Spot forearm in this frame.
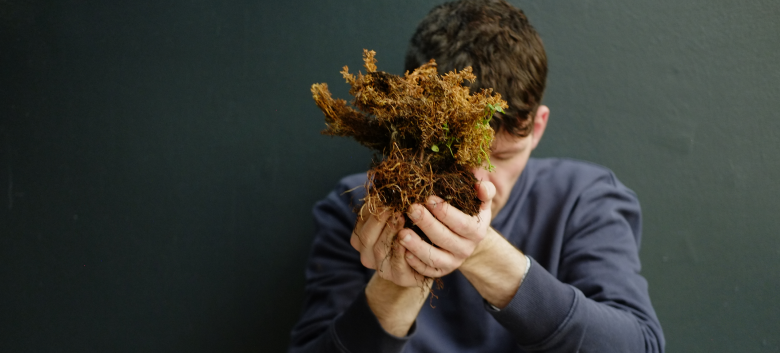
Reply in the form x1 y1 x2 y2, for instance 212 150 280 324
289 273 429 353
484 257 663 352
290 283 425 353
365 272 431 337
459 227 528 308
458 230 661 352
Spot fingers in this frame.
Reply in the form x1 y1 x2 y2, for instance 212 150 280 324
399 182 497 277
352 207 401 269
386 237 421 287
408 203 473 257
415 181 496 243
405 251 446 278
351 205 430 287
361 207 393 240
371 230 427 287
399 229 457 274
358 181 497 281
352 207 387 253
371 220 402 271
418 196 486 242
476 180 496 211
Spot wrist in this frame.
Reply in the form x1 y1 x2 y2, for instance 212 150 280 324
366 273 431 298
461 227 500 274
458 228 527 309
365 273 430 337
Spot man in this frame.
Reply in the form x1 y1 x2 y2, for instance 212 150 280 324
290 0 665 352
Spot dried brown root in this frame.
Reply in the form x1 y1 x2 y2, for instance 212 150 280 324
312 48 505 236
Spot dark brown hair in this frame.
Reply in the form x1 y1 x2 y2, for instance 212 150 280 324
404 0 547 137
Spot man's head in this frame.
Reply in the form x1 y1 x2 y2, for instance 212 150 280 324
404 0 547 138
405 0 550 217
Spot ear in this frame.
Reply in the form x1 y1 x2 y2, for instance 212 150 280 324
530 105 549 150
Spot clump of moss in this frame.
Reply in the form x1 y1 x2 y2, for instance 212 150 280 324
312 49 506 224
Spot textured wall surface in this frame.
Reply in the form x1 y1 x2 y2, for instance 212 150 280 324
1 0 778 352
525 2 780 352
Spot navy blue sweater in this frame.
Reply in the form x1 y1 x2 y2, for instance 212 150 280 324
290 158 665 352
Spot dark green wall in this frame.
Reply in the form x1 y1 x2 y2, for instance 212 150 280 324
527 2 780 352
1 1 778 352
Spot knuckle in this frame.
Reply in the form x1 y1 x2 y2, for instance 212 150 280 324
391 213 404 230
417 264 430 277
470 222 481 236
440 237 459 254
388 224 401 238
440 258 455 272
434 205 449 223
350 233 361 248
451 217 468 233
429 254 441 268
372 247 383 261
415 213 431 229
453 246 469 260
360 254 374 269
419 267 431 278
407 261 420 274
465 224 481 240
437 237 452 251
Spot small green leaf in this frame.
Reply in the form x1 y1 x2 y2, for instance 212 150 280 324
495 106 504 113
431 145 439 152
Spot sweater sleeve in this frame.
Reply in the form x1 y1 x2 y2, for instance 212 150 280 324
288 176 415 353
486 173 665 352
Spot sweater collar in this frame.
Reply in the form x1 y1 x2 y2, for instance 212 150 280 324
491 158 536 232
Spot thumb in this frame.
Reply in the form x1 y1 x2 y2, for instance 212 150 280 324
476 180 496 209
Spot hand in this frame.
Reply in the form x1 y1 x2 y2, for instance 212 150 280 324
400 181 497 277
350 206 428 287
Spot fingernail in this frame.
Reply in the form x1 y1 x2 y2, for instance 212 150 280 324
408 208 421 221
400 234 411 244
406 253 415 260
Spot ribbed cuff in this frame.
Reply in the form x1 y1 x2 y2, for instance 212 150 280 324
332 289 414 353
485 256 577 346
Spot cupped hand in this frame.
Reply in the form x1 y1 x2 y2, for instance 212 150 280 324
350 205 428 287
399 181 497 277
